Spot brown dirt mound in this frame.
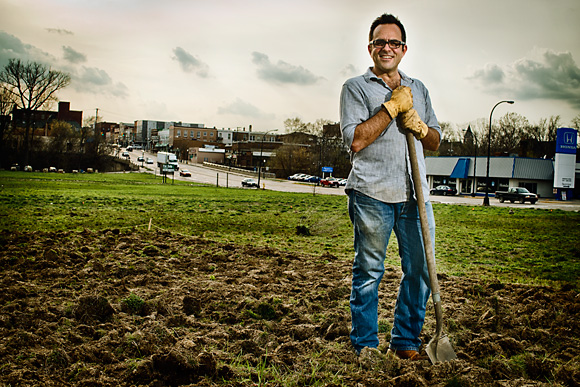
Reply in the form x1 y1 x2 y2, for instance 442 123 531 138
0 229 578 386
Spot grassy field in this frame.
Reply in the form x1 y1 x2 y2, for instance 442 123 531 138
1 170 579 287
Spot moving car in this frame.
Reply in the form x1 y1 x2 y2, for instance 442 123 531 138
495 187 538 204
146 158 154 164
137 156 145 162
430 185 457 196
241 178 259 188
179 169 191 177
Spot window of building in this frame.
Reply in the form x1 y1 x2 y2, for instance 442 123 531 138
190 130 194 138
197 131 201 138
210 132 214 137
203 132 207 137
176 130 181 137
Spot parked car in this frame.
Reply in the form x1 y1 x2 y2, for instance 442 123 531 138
146 158 154 164
304 175 320 183
288 173 303 180
338 178 348 186
430 185 457 196
24 165 33 172
241 178 259 188
122 151 130 158
293 174 309 181
179 169 191 177
137 156 145 162
320 177 340 187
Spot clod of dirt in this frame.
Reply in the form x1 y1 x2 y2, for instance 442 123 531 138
295 225 311 236
142 245 159 256
182 295 202 316
73 295 115 323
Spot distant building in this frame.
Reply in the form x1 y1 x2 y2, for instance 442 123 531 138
11 101 83 136
426 156 558 198
189 145 226 164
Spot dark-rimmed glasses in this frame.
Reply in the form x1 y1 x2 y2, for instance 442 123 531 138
369 39 405 49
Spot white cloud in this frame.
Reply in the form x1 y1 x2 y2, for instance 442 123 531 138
62 46 86 64
469 49 580 109
172 47 210 78
217 98 275 120
0 31 55 68
251 52 324 85
72 66 129 98
46 28 73 35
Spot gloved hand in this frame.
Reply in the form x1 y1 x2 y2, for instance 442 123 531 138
383 86 413 119
398 108 429 139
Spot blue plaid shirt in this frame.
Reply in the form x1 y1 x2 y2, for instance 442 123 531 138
340 68 441 203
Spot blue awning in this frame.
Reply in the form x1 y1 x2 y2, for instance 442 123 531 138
450 158 471 179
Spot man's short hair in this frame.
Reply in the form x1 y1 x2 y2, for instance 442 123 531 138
369 14 406 43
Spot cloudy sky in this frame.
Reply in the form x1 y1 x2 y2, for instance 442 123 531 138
1 0 579 133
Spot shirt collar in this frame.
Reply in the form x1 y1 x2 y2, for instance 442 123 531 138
364 67 411 87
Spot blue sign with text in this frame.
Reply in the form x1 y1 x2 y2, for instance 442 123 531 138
321 167 333 173
556 127 578 155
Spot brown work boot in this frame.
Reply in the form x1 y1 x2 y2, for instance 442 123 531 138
386 348 428 361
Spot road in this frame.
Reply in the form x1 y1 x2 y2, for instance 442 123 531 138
123 149 580 211
126 149 345 196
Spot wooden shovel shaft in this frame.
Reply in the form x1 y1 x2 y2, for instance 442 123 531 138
405 132 443 337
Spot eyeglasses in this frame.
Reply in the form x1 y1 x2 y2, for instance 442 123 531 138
369 39 406 49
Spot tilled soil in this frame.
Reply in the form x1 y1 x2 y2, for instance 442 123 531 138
0 229 578 386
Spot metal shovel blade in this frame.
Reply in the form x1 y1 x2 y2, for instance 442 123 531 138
426 334 457 364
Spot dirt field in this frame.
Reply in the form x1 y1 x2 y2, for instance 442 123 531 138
0 229 578 386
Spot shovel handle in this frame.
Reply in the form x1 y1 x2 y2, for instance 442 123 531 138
405 132 443 337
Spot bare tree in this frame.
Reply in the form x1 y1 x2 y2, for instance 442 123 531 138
0 59 71 163
48 120 76 154
495 112 530 155
0 86 16 154
284 117 308 133
571 114 580 131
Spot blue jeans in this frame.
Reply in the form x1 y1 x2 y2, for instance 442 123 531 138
347 190 434 353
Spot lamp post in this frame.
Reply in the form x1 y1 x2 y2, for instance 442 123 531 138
463 126 477 197
483 100 514 206
257 129 278 188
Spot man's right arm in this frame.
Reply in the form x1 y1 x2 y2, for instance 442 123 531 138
344 86 414 153
350 108 393 153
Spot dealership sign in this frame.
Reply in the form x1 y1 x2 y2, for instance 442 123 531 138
554 127 577 189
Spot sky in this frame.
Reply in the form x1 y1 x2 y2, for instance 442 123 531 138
1 0 579 134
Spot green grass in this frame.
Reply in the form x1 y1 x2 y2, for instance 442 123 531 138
1 171 579 286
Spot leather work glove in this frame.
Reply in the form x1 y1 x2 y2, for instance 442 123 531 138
398 108 429 140
383 86 413 120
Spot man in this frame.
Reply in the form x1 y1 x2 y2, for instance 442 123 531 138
340 13 441 360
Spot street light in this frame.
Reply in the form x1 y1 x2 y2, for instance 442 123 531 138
257 129 278 188
483 100 514 206
463 126 478 197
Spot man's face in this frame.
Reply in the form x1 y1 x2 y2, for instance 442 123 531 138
368 23 407 76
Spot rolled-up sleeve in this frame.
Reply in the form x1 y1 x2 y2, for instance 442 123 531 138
340 80 369 150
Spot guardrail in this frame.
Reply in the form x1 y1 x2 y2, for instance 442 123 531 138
201 162 276 179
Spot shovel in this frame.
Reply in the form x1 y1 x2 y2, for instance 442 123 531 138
405 131 457 363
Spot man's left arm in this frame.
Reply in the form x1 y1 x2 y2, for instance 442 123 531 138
421 127 440 151
397 109 440 151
